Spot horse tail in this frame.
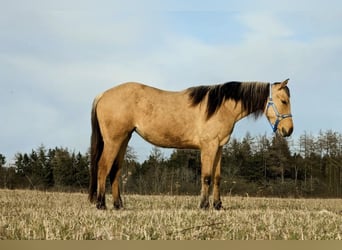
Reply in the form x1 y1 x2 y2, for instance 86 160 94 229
89 93 104 203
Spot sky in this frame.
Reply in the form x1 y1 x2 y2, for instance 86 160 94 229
1 0 342 163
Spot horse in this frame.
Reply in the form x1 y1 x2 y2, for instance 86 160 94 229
89 79 293 210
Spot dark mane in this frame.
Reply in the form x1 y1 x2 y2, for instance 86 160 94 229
188 81 270 119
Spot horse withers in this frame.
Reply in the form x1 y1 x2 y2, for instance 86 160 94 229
89 79 293 210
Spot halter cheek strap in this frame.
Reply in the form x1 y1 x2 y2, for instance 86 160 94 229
266 84 292 133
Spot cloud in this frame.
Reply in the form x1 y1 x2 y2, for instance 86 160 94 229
238 12 294 40
1 3 342 162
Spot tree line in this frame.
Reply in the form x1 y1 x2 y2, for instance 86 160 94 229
0 130 341 197
0 146 89 190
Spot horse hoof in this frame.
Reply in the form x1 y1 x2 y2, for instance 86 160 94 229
113 203 123 210
200 200 210 210
96 202 107 210
213 200 223 210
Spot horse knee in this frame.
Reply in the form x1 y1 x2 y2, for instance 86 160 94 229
202 175 211 186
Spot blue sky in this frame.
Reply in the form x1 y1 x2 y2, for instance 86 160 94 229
1 0 342 162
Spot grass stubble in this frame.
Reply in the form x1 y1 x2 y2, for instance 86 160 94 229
0 189 341 240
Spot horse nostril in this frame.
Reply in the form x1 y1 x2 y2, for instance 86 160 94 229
282 127 293 137
288 127 293 135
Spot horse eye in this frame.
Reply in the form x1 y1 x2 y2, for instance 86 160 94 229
281 100 287 105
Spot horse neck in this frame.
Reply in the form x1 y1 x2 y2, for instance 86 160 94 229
234 102 251 121
228 99 267 122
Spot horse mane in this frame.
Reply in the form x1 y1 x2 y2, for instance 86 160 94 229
188 81 271 120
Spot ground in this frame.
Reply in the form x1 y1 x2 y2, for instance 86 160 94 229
0 189 341 240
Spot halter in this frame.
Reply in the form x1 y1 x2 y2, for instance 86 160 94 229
266 83 292 133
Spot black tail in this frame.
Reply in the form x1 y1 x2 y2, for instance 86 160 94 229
89 95 104 203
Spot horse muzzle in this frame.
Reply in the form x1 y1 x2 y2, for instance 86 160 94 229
280 126 293 137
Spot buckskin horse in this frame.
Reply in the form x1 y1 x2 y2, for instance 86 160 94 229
89 79 293 210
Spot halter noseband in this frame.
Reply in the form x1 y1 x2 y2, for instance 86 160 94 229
266 83 292 133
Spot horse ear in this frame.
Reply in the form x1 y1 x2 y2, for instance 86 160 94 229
279 78 289 88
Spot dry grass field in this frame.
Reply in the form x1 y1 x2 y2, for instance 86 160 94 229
0 189 341 240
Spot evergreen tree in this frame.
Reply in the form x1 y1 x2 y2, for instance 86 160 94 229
52 148 74 187
74 152 89 189
0 154 6 188
167 149 201 194
14 152 33 188
0 154 5 167
268 134 292 183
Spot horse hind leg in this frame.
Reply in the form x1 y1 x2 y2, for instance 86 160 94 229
109 159 123 209
96 140 124 210
109 135 131 210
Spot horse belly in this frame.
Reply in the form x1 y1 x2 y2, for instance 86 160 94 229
135 123 199 149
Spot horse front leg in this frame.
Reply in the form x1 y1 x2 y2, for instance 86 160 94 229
213 146 223 210
199 143 219 209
